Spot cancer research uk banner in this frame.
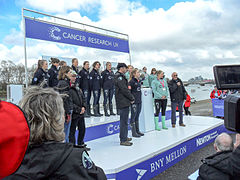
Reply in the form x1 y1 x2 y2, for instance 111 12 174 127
24 18 129 53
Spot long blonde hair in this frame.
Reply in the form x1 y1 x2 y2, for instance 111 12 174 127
130 68 139 81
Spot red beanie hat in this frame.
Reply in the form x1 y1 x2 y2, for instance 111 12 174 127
0 101 30 179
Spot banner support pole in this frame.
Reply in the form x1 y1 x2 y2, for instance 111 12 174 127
22 8 28 88
128 36 132 65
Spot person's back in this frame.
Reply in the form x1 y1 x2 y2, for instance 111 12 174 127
6 142 105 180
197 133 239 180
197 150 232 180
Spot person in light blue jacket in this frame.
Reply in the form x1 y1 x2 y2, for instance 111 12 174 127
141 67 150 87
125 65 133 82
149 68 157 88
151 70 168 131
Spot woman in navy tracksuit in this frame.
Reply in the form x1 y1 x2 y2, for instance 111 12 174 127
129 68 144 137
31 60 50 88
48 57 60 87
101 62 115 117
89 61 102 117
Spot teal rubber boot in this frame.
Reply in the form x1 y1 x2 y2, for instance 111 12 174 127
162 116 168 130
154 117 161 131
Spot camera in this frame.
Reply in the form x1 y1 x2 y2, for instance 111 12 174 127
213 64 240 133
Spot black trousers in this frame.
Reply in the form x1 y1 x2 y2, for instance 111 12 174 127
154 99 167 117
103 88 114 105
119 107 130 143
69 115 85 145
130 103 142 124
184 106 191 115
83 89 91 105
93 89 101 105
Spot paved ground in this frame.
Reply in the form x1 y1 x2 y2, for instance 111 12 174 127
152 99 230 180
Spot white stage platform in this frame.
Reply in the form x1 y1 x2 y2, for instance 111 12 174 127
87 116 227 180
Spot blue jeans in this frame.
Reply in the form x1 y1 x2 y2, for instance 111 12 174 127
93 89 101 105
119 107 130 142
103 89 114 105
83 89 91 105
130 103 142 124
64 120 71 143
171 101 184 125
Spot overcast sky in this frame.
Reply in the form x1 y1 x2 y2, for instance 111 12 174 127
0 0 239 80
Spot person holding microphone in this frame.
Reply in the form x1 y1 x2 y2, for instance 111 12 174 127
151 70 169 131
168 72 186 128
129 68 144 137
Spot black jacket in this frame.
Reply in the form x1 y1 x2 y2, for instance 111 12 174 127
31 68 50 88
4 142 106 180
57 79 73 115
72 65 81 87
114 71 134 109
69 85 87 117
48 65 59 87
89 69 101 91
219 144 240 178
168 78 186 102
79 68 90 90
101 69 115 90
197 150 239 180
129 77 142 104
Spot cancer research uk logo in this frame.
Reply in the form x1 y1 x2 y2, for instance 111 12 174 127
107 123 120 134
136 169 147 180
144 91 148 96
48 26 61 41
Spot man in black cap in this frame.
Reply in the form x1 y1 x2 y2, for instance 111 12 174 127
114 63 135 146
